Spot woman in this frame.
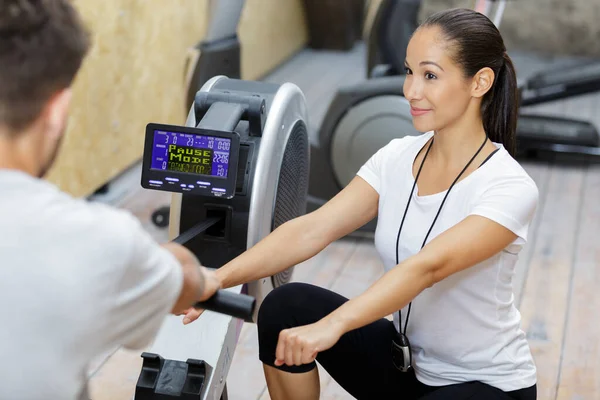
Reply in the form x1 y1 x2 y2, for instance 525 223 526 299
183 8 538 400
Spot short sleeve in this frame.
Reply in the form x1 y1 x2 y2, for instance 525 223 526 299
469 175 539 242
106 213 183 350
356 140 394 194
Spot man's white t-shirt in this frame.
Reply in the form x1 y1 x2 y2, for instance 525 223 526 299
0 170 183 400
356 131 538 391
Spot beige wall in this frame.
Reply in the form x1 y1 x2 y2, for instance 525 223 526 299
239 0 308 80
45 0 308 198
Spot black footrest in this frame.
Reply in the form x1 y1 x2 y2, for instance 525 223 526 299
135 352 212 399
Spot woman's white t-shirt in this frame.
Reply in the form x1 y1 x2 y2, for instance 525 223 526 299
356 131 538 391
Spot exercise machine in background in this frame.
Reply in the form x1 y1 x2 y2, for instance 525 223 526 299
367 0 505 79
366 0 421 79
516 61 600 158
184 0 244 108
307 0 600 235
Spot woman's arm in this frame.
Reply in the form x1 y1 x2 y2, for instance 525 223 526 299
216 176 379 289
323 215 518 333
273 215 522 366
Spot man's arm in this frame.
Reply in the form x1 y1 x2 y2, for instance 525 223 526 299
161 242 221 314
99 208 222 350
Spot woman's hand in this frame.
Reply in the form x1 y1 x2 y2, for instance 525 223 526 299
274 318 346 367
175 307 204 325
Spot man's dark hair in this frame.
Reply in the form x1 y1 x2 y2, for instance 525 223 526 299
0 0 90 134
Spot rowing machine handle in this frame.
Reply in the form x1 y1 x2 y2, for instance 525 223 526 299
194 289 256 322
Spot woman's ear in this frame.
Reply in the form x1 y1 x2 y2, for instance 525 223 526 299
471 67 495 98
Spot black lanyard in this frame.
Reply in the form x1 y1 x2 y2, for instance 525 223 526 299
395 134 489 336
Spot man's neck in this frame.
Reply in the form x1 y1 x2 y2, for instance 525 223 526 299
0 129 40 176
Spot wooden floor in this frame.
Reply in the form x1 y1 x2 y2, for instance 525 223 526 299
88 43 600 399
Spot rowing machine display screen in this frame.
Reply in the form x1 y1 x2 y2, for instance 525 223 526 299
141 123 240 199
151 131 231 177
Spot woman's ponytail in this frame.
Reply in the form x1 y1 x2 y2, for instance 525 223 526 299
482 53 519 157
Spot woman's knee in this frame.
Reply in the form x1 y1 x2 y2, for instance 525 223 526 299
257 282 314 329
256 282 318 368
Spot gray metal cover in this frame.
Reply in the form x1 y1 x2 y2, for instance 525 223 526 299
330 95 418 187
245 81 309 315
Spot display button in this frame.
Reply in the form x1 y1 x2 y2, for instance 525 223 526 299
188 185 194 189
197 180 210 186
213 188 226 192
165 177 179 182
149 180 163 185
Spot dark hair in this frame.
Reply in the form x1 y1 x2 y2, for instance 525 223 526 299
0 0 90 134
420 8 518 156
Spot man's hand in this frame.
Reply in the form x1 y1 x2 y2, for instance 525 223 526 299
174 267 221 324
162 242 222 316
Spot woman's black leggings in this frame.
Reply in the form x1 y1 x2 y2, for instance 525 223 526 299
257 282 537 400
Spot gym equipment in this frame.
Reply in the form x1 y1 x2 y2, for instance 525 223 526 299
135 75 310 399
516 61 600 158
307 76 411 233
152 0 244 228
366 0 421 78
473 0 506 26
366 0 506 78
308 0 600 235
184 0 244 108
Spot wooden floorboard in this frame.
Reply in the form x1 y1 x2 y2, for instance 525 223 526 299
555 164 600 400
514 160 552 307
518 161 587 400
88 44 600 399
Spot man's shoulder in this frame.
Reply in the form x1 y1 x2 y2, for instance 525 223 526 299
43 187 142 239
0 170 145 249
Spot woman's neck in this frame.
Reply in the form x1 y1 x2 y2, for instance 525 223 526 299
429 115 488 169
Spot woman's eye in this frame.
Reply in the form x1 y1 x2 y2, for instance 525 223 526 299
404 67 412 75
425 72 437 80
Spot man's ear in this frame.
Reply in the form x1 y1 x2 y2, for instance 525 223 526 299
470 67 495 99
44 88 72 140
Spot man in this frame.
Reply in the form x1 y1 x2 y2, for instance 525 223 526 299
0 1 220 399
